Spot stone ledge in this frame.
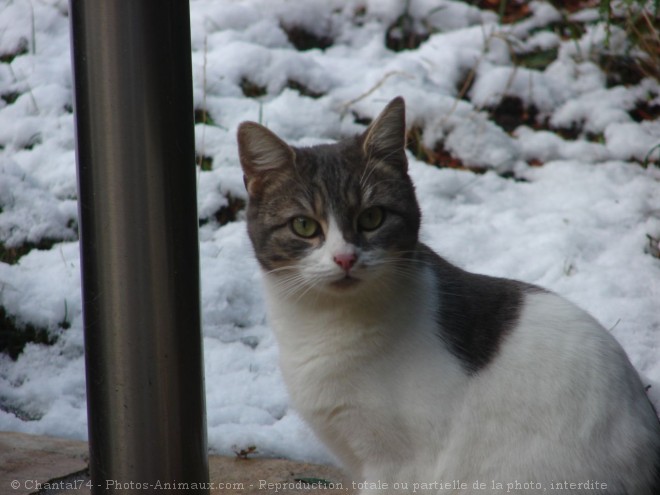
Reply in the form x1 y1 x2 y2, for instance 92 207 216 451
0 431 352 495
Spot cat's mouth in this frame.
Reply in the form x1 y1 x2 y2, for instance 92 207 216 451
329 275 361 290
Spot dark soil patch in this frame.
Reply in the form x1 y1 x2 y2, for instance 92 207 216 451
0 38 28 64
1 91 20 105
599 53 648 87
0 306 57 361
286 80 325 99
487 96 540 133
215 195 246 226
471 0 531 23
385 13 430 52
350 111 373 126
196 154 213 171
283 25 333 51
0 238 62 265
630 100 660 122
241 78 267 98
407 126 484 172
200 194 246 228
194 108 216 126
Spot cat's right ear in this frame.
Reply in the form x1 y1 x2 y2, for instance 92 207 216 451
237 122 295 196
361 96 407 167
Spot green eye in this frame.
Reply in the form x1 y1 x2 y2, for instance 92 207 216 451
291 216 320 238
357 206 385 232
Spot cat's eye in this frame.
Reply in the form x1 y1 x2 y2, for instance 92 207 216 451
357 206 385 232
291 216 320 238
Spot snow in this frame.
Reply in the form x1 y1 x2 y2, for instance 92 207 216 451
1 0 659 464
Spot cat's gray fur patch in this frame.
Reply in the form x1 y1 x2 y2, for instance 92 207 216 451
418 245 542 373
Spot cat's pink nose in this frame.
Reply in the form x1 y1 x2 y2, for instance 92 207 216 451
334 253 357 272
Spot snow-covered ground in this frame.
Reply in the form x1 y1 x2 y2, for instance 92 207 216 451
0 0 659 463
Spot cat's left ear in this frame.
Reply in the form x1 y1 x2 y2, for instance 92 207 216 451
237 122 295 196
362 96 407 169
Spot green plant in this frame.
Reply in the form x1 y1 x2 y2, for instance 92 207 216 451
599 0 660 81
643 142 660 168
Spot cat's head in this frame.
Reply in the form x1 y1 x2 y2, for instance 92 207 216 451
237 97 421 298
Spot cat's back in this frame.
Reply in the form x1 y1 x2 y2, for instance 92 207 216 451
420 243 645 378
423 245 660 492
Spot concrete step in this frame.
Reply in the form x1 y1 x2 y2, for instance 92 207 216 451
1 431 352 495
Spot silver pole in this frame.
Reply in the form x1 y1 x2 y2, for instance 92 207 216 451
69 1 209 492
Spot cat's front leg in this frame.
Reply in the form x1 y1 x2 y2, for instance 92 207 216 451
353 479 398 495
356 465 426 495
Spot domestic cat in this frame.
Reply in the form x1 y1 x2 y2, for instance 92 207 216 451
237 97 660 494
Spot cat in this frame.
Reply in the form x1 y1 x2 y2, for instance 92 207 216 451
237 97 660 494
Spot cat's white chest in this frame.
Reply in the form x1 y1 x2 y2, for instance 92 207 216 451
262 271 465 478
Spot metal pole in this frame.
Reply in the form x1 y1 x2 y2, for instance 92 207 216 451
69 1 209 492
